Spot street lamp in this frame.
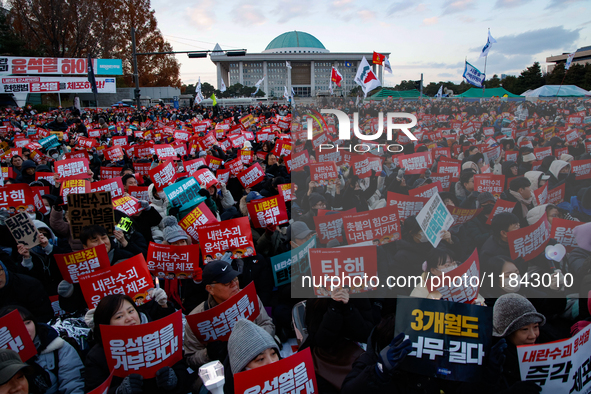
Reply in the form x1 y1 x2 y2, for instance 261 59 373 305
131 28 247 107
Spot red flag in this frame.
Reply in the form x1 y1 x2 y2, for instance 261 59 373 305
372 51 386 65
331 67 343 87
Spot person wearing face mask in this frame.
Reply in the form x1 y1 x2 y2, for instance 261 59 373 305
459 192 496 257
15 220 69 297
84 294 189 394
487 294 546 394
500 177 535 229
548 159 576 200
147 183 169 243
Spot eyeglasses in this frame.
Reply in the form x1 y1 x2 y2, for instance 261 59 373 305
212 277 239 287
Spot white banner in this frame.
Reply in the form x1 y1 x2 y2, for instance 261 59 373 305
0 56 122 75
0 77 116 94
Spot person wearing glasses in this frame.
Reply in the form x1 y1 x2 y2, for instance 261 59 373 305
183 260 275 381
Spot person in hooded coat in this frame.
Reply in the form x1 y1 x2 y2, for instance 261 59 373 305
500 177 535 229
524 171 550 192
548 159 576 200
570 187 591 222
0 305 84 394
148 183 169 243
537 155 556 175
567 222 591 317
501 161 519 178
15 160 37 184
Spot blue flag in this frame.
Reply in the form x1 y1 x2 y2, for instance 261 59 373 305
463 61 485 88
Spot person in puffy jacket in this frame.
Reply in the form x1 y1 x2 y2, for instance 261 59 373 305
0 305 84 394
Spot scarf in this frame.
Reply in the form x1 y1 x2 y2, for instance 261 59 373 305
509 189 534 217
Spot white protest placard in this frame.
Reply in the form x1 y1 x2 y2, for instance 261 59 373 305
416 193 454 248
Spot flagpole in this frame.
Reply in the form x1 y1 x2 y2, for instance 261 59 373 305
555 67 567 97
482 28 489 97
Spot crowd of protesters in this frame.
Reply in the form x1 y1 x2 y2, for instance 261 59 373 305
0 97 589 394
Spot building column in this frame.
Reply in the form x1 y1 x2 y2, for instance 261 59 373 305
287 63 291 97
310 61 315 97
379 64 383 85
263 61 268 97
239 62 244 85
216 63 222 90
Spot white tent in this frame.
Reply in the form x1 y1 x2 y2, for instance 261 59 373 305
521 85 591 97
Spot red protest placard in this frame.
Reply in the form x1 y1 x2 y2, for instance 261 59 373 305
239 149 253 165
508 215 550 262
147 243 200 279
409 181 442 198
447 206 482 228
0 310 37 362
228 133 247 149
309 246 378 296
35 172 55 187
343 205 400 245
77 136 98 150
400 152 431 174
309 162 338 185
173 130 190 142
550 218 584 253
185 282 260 343
351 155 382 179
102 310 182 378
486 199 517 225
55 158 89 180
430 173 452 192
505 151 519 162
474 174 505 198
78 254 154 308
313 210 352 243
436 160 461 182
247 195 288 228
60 179 90 203
88 370 114 394
204 155 222 172
226 157 244 176
90 178 125 200
571 159 591 180
193 168 218 189
112 195 142 216
547 184 565 205
278 183 294 202
272 140 292 157
386 192 429 222
0 184 35 213
216 168 230 185
237 163 265 188
197 216 255 259
234 347 318 394
533 182 549 206
103 146 124 162
291 150 310 171
133 163 151 177
148 160 177 191
183 158 206 174
154 144 177 160
179 202 218 243
100 167 123 180
426 249 480 303
55 244 110 284
534 147 553 161
128 186 149 201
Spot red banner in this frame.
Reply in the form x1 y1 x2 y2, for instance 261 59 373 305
534 147 553 161
548 184 565 205
128 186 149 201
196 217 255 259
90 178 125 199
409 181 442 198
226 157 245 176
386 192 429 222
309 246 378 296
426 249 480 303
436 161 461 182
154 144 177 160
148 160 177 191
100 167 123 180
486 199 517 225
193 168 218 189
185 282 260 343
343 205 400 245
430 173 452 191
182 158 206 175
204 156 222 172
0 310 37 362
400 152 431 174
239 149 253 165
550 218 584 254
278 183 294 202
77 136 98 150
112 195 142 216
272 140 292 157
291 151 310 171
313 209 356 243
0 184 35 213
351 155 382 178
234 347 318 393
247 195 288 228
533 182 548 206
133 163 151 177
508 215 551 262
103 146 124 162
102 310 183 378
147 243 201 279
79 254 154 308
309 162 338 185
55 158 89 180
447 206 482 228
60 179 90 203
179 202 218 243
216 168 230 185
474 174 505 198
571 159 591 180
55 244 110 283
237 163 265 188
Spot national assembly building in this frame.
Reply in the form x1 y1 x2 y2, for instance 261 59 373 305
210 31 388 98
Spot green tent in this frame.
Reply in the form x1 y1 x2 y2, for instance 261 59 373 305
456 87 520 98
369 89 421 99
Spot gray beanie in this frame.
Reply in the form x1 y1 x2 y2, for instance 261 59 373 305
228 319 278 373
492 293 546 337
161 216 188 244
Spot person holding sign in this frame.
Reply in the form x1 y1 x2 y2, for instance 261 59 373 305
14 161 36 185
500 177 535 229
480 213 521 270
0 349 33 394
489 293 546 393
184 261 275 372
84 294 188 394
0 305 84 394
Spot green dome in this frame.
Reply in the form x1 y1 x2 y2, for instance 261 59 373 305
264 31 327 52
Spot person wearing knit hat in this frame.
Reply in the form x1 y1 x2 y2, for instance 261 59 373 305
461 161 479 174
477 191 496 207
492 293 545 342
161 216 189 245
228 319 279 373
